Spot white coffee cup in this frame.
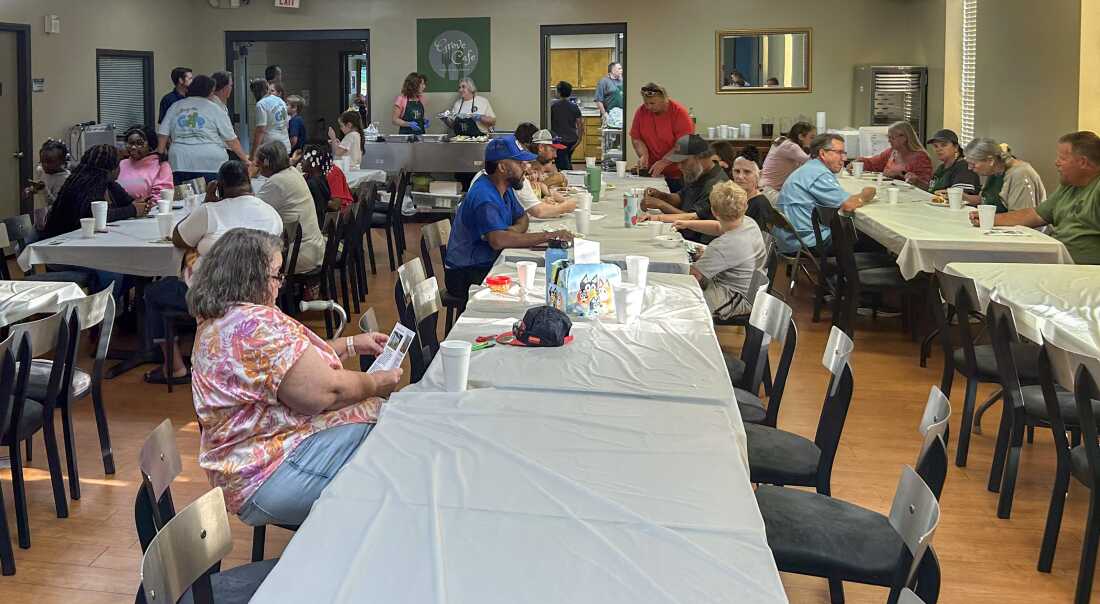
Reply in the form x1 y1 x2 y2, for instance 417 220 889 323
850 161 864 178
625 255 649 290
978 205 997 232
90 200 108 231
578 191 592 211
615 160 627 178
585 157 596 168
887 187 899 204
707 127 717 139
80 217 96 238
739 123 751 138
575 208 591 235
516 261 537 292
947 188 963 210
156 212 175 240
440 340 472 392
876 173 884 184
159 189 174 202
613 283 643 324
157 200 172 215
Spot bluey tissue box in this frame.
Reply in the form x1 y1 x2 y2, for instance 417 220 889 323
546 259 622 318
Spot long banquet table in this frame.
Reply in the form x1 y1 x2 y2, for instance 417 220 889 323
944 262 1100 358
836 175 1073 279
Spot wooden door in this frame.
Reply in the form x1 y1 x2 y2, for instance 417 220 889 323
549 49 579 88
578 48 612 89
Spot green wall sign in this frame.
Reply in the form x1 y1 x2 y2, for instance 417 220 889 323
417 17 491 92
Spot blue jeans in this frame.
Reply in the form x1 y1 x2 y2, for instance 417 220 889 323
143 277 189 342
238 423 373 527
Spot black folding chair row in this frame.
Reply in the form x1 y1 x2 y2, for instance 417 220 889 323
728 287 797 428
286 212 343 338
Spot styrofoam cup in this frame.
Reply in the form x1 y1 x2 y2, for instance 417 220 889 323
80 217 96 238
440 340 472 392
516 261 536 291
575 208 591 235
615 161 627 178
157 200 172 215
851 161 864 178
613 283 643 324
625 255 649 290
156 212 175 240
947 188 963 210
978 205 997 232
578 191 592 211
585 157 596 168
887 187 899 204
159 189 174 202
90 200 108 231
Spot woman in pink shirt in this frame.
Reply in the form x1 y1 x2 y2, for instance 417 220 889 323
856 121 933 184
117 125 173 199
392 72 428 135
760 121 816 203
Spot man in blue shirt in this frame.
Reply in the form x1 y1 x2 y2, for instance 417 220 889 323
445 135 573 309
775 133 875 253
158 67 192 125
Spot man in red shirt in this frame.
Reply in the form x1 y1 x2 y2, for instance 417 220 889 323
629 82 695 192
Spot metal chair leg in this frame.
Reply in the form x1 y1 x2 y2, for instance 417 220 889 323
251 525 267 562
973 389 1003 435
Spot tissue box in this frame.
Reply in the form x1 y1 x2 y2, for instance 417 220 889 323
546 260 622 318
429 181 461 195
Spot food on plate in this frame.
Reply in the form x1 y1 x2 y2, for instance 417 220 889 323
929 194 946 205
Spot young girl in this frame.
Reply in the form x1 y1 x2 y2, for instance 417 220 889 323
328 110 365 168
117 125 173 200
23 139 72 229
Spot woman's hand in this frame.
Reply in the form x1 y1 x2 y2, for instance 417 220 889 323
370 368 403 398
132 196 151 217
353 332 390 356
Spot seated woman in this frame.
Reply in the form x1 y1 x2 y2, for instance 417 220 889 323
188 228 403 526
920 129 981 193
672 180 767 319
255 141 325 273
963 138 1047 212
117 125 173 200
142 160 283 384
760 122 815 204
729 156 782 232
855 121 933 185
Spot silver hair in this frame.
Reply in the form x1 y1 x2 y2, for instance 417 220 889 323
733 155 761 178
964 137 1012 164
458 77 477 95
186 228 284 320
256 141 291 173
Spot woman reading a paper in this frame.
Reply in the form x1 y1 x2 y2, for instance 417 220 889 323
187 228 403 527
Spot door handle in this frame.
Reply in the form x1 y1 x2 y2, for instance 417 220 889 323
12 151 24 159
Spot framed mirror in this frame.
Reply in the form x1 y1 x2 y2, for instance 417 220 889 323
715 28 812 94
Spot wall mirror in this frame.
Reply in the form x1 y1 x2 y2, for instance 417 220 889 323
716 28 812 94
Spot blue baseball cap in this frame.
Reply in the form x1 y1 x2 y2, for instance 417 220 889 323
485 135 537 162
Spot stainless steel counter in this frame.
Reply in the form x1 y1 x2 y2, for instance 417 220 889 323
360 139 502 173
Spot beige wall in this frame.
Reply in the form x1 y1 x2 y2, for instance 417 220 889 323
1079 0 1100 133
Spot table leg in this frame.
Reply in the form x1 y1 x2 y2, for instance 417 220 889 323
105 278 160 379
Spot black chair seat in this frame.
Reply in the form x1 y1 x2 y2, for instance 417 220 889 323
371 213 389 227
177 558 279 604
27 359 91 400
1021 384 1100 425
1 399 45 443
755 485 906 585
735 387 766 424
22 271 92 287
1070 445 1094 489
745 422 820 486
953 342 1040 383
825 252 895 272
723 353 746 385
857 266 907 290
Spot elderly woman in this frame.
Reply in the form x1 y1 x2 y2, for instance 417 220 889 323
760 121 816 203
188 228 402 526
255 141 325 273
963 138 1047 212
730 155 781 231
919 129 981 193
157 74 250 184
629 82 694 191
855 121 933 185
443 77 495 136
143 160 283 385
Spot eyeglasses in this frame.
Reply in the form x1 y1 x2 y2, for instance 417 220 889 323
641 89 663 98
126 139 148 149
822 148 847 157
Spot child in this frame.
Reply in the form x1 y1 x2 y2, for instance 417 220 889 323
327 110 365 168
22 139 72 230
286 94 307 153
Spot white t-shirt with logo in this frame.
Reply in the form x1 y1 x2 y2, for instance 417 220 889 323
255 95 291 153
158 96 238 174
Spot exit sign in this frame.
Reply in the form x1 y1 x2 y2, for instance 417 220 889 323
274 0 299 7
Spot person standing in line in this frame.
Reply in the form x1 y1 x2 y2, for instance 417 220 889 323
595 62 624 121
211 71 233 114
286 95 307 153
159 67 192 125
550 81 584 171
157 75 250 184
249 78 291 159
265 64 283 85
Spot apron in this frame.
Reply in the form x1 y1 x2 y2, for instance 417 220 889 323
980 172 1009 213
605 80 624 111
452 99 482 136
398 97 426 135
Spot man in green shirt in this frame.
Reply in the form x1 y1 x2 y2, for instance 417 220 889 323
974 131 1100 264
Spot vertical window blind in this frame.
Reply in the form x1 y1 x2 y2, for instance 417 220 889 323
97 53 151 129
960 0 978 145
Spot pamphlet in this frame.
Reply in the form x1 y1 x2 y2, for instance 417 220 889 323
367 323 416 373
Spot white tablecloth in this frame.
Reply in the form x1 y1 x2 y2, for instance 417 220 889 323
837 176 1073 279
944 263 1100 357
0 281 86 327
17 213 187 278
251 389 786 604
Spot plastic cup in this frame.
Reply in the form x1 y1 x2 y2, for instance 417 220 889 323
707 127 717 139
615 160 627 178
80 217 96 238
851 161 864 178
577 191 592 211
625 255 649 290
978 205 997 232
887 187 899 204
156 212 175 240
613 283 643 324
585 157 596 168
90 200 108 231
947 188 963 210
516 261 537 292
440 340 472 392
575 208 591 235
159 189 174 202
157 200 172 215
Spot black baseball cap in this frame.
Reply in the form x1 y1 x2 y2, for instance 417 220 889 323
926 129 960 147
664 134 711 162
513 306 572 347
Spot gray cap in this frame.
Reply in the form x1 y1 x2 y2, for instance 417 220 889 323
926 129 960 147
664 134 710 162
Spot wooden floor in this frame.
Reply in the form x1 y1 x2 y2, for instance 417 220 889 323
1 227 1095 603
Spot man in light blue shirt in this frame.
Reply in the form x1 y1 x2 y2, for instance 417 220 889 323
775 133 875 253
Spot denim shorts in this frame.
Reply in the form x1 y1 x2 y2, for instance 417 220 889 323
237 422 373 527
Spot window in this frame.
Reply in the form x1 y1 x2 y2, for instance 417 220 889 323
96 50 154 131
960 0 978 146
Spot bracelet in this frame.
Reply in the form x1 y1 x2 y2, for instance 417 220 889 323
345 336 356 356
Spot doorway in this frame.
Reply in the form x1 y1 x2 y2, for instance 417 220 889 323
225 29 370 153
0 22 32 218
540 24 626 167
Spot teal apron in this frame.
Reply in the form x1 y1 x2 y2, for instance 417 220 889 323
980 172 1009 213
398 97 426 135
452 99 482 136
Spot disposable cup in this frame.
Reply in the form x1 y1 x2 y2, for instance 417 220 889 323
851 161 864 178
90 200 108 231
575 208 591 235
159 189 174 202
613 283 643 324
157 200 172 215
80 217 96 238
585 157 596 168
887 187 899 204
707 127 717 139
625 255 649 290
615 161 627 178
516 261 537 292
156 212 175 240
947 188 963 210
978 205 997 232
440 341 472 392
578 192 592 211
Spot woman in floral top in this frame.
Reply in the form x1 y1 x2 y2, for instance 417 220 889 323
186 228 403 526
